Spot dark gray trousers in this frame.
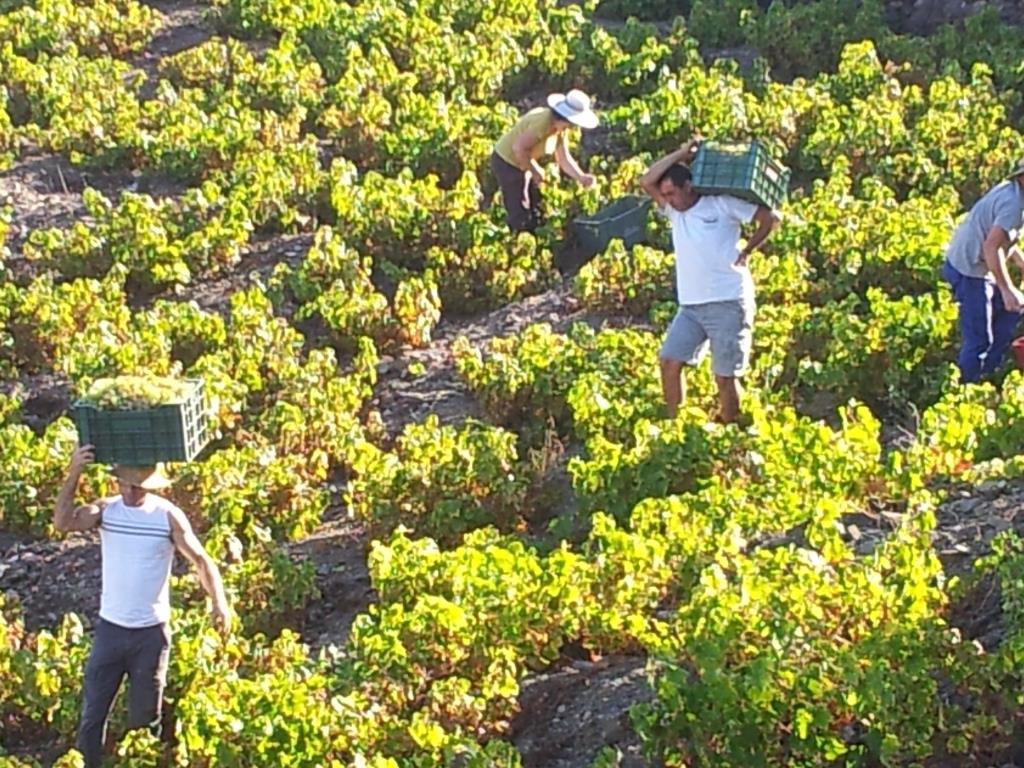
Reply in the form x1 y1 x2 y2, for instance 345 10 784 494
490 151 543 232
76 618 170 768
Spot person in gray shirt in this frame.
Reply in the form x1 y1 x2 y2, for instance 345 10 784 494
941 160 1024 382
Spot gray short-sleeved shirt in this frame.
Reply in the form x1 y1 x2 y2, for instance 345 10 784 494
946 179 1024 278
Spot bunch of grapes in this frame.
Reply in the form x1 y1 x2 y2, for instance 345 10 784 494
80 376 193 410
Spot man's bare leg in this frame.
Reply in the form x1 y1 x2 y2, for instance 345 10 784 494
715 374 742 424
660 358 685 418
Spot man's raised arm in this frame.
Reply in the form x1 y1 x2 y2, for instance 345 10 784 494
640 137 702 206
53 445 105 533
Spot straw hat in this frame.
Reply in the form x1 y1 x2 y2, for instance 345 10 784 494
547 89 599 129
111 464 172 491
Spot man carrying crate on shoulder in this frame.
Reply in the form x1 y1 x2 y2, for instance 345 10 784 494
53 444 231 768
640 138 780 424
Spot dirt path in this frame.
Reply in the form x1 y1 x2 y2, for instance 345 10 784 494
371 281 597 438
134 0 214 100
287 518 374 651
0 532 102 631
511 655 652 768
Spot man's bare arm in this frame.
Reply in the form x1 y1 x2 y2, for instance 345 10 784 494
639 137 702 207
512 131 545 180
983 225 1024 311
554 139 583 181
1008 244 1024 273
53 445 105 533
735 207 782 266
169 508 231 633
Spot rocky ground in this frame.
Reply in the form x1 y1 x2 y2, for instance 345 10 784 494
511 655 651 768
886 0 1024 34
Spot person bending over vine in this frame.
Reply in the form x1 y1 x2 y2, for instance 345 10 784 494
491 89 599 232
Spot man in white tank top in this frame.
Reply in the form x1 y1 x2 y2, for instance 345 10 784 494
53 444 231 768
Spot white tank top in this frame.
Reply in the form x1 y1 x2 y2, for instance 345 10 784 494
99 495 176 628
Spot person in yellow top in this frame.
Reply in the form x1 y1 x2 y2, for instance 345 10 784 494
491 89 599 232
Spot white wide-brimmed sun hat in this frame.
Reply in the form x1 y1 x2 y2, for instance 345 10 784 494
547 89 599 129
1008 158 1024 179
111 463 172 490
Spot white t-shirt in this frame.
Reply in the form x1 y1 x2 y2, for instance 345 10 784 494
662 195 758 305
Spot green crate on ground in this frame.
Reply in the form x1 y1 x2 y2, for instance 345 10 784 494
572 195 653 258
691 141 790 210
73 378 210 465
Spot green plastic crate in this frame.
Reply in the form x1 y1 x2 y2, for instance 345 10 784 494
73 378 210 465
690 141 790 210
572 195 653 258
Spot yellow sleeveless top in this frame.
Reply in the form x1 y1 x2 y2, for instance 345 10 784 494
494 107 566 169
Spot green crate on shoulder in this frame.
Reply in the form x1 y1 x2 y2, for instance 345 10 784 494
691 141 790 210
73 377 210 465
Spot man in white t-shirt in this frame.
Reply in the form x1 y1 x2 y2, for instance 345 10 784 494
641 140 780 423
53 445 231 768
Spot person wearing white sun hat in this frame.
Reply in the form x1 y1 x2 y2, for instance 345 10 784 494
492 88 599 232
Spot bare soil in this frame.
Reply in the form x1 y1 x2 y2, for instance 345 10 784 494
371 283 586 438
287 518 374 651
133 0 214 101
511 655 652 768
0 532 102 632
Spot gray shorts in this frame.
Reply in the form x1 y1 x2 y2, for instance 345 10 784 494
659 300 755 377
